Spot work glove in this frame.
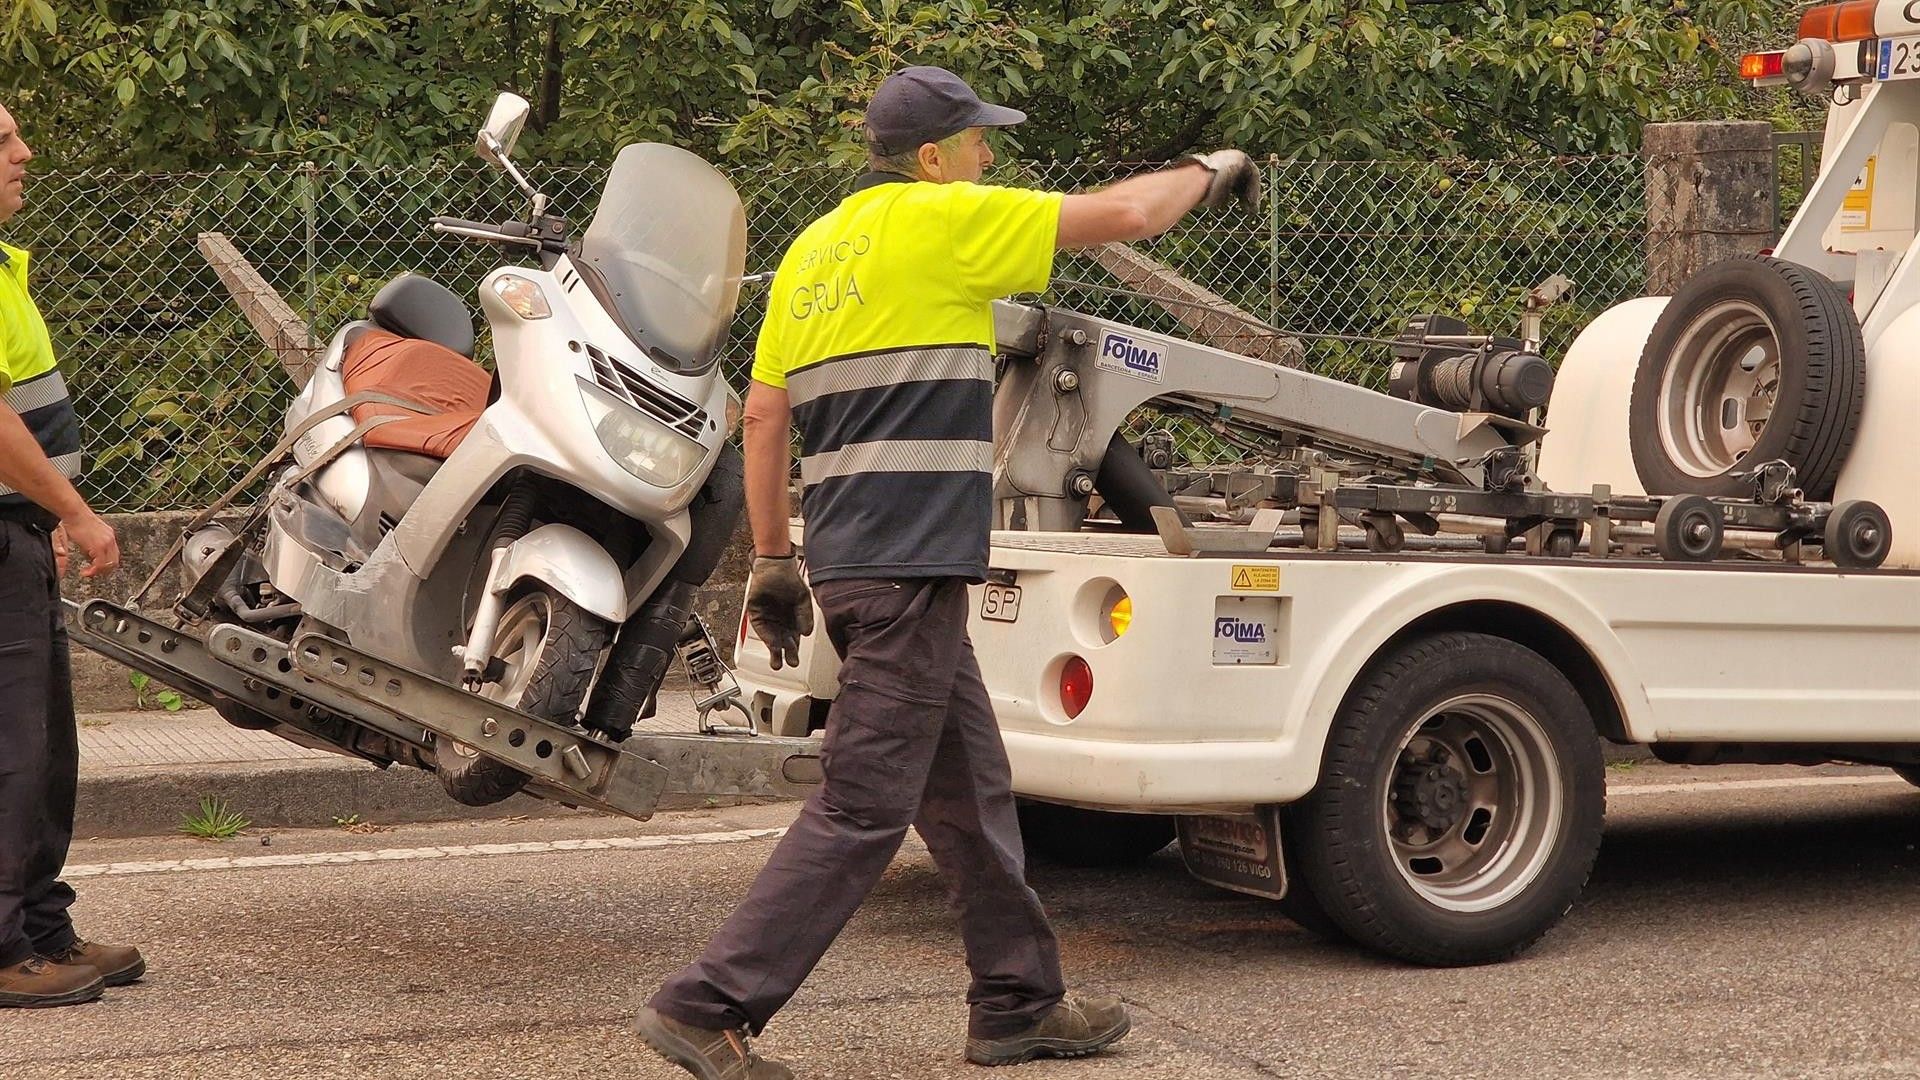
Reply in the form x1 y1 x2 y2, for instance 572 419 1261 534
746 554 814 671
1183 149 1263 213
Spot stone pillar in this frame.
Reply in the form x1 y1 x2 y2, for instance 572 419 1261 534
1642 121 1777 295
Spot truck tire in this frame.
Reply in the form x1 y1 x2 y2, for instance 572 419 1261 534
1017 801 1176 867
1292 631 1606 966
1273 828 1349 942
1629 256 1865 500
436 588 611 806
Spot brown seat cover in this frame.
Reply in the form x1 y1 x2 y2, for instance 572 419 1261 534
340 328 490 459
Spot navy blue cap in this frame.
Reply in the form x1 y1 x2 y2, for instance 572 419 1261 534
864 66 1027 156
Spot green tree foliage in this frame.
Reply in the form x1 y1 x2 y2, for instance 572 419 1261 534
4 0 1774 169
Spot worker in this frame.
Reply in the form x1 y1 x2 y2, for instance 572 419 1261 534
0 100 144 1009
635 66 1259 1078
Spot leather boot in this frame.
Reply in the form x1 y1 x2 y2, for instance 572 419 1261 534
634 1007 795 1079
0 956 104 1008
965 994 1132 1066
40 939 145 987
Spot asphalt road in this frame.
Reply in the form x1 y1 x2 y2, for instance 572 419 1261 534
8 763 1919 1080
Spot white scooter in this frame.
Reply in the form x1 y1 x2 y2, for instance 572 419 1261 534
171 93 750 804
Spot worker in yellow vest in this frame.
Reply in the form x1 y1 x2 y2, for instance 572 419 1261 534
638 67 1259 1078
0 100 145 1009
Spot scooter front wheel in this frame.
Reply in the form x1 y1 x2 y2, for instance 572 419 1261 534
437 587 612 806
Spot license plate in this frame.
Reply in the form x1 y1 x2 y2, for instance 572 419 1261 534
1176 807 1288 900
980 583 1022 623
1879 38 1920 80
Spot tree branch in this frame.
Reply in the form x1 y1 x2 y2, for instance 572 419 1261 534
1130 105 1221 162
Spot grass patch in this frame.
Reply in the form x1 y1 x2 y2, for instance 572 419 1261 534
129 672 185 712
181 795 250 840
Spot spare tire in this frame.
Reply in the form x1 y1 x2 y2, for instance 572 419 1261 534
1630 256 1865 500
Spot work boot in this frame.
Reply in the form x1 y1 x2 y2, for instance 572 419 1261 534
0 956 104 1008
40 939 146 987
965 994 1132 1067
634 1006 795 1080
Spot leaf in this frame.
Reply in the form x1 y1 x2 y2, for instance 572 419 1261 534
1289 40 1317 76
129 672 150 691
115 77 136 106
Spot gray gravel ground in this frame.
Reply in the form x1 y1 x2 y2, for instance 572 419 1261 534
7 762 1918 1079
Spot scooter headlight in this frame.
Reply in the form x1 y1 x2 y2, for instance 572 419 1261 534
578 379 706 488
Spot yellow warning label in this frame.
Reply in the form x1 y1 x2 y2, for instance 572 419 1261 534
1841 155 1876 232
1229 565 1280 592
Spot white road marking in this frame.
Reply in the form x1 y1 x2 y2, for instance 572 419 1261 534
64 827 788 879
1609 774 1912 797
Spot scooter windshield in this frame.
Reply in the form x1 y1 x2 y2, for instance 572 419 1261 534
574 142 748 376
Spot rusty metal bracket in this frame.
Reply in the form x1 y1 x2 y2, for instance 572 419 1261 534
287 632 670 818
285 633 823 820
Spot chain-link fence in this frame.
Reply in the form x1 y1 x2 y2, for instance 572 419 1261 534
7 156 1664 512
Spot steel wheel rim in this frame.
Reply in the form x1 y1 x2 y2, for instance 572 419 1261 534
1658 298 1782 477
445 593 552 762
1381 693 1564 913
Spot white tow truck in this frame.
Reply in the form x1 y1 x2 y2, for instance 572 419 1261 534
735 10 1920 968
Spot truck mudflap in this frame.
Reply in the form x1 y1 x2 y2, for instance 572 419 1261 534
1175 807 1289 900
65 599 824 823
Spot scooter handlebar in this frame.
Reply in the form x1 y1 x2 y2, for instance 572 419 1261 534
429 216 541 248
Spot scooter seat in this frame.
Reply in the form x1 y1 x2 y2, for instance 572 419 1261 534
368 273 477 358
341 329 489 460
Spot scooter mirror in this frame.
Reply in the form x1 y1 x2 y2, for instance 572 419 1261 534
476 93 532 165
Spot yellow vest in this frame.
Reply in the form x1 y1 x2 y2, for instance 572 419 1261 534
0 241 57 393
749 174 1062 582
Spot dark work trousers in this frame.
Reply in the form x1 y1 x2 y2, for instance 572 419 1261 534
0 517 79 967
651 576 1066 1039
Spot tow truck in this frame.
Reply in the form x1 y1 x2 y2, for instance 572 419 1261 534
733 9 1920 967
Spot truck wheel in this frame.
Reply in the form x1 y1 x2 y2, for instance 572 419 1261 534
1017 801 1176 867
436 588 611 806
1272 827 1349 942
1629 256 1865 500
1293 631 1605 966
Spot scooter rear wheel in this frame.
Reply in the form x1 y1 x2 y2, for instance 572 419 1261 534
437 587 611 806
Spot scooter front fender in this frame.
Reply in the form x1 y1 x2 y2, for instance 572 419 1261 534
495 523 627 624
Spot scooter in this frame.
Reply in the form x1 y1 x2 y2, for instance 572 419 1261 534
157 92 752 805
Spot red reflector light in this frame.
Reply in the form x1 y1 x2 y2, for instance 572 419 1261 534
1799 4 1840 40
1837 0 1878 40
1059 656 1093 719
1741 51 1787 79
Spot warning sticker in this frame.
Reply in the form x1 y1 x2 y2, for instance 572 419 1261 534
1842 155 1876 232
1229 565 1280 592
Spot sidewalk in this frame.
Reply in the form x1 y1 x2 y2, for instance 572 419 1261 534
75 692 721 839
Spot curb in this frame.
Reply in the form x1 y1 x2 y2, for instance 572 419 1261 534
76 758 767 840
1605 741 1656 766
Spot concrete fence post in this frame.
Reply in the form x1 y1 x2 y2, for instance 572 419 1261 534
1642 121 1777 295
